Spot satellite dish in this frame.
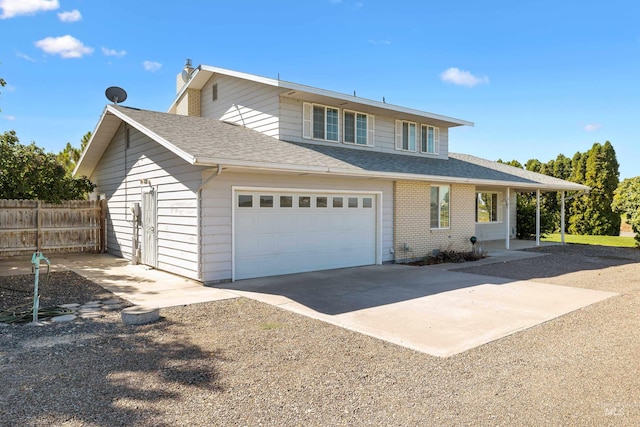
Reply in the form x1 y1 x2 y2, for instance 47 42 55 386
181 58 194 82
105 86 127 104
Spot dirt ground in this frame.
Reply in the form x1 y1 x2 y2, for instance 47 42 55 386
1 244 639 426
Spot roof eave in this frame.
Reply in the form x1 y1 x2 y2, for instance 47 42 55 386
193 157 587 191
75 105 198 178
168 64 474 127
107 106 197 165
74 105 117 177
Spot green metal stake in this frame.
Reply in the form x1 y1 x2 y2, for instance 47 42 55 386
31 251 50 323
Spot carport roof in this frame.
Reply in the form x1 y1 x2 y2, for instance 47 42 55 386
75 105 589 192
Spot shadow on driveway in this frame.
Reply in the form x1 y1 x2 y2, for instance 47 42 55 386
226 264 512 316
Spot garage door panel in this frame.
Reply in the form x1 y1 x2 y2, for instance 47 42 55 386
235 190 377 280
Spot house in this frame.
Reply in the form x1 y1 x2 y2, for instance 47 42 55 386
75 62 589 283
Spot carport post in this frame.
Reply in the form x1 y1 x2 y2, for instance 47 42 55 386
560 191 566 244
536 189 541 246
505 187 510 250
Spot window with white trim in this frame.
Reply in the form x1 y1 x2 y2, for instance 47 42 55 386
344 110 374 146
395 120 417 151
421 125 439 154
303 103 338 142
476 192 499 223
430 185 450 229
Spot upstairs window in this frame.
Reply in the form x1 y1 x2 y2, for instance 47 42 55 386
344 110 374 146
476 192 499 223
395 120 416 151
430 185 450 229
421 125 439 154
303 103 338 142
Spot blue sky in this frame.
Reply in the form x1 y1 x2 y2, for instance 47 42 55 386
1 0 638 178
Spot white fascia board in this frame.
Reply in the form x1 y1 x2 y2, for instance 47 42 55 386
278 80 474 127
193 157 587 190
107 105 197 165
73 105 111 177
169 64 474 127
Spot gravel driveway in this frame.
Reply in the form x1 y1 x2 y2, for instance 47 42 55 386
1 244 639 426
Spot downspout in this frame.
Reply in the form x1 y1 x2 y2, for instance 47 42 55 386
505 187 510 250
197 164 223 281
536 189 541 246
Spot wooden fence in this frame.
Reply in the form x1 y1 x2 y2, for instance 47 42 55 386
0 199 106 256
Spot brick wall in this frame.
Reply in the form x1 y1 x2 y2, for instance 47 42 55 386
394 181 476 262
175 88 201 117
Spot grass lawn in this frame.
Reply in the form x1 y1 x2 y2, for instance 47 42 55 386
542 233 637 248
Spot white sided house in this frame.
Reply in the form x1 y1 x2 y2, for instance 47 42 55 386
75 62 588 283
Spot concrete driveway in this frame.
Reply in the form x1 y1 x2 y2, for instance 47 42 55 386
1 251 616 357
224 260 616 357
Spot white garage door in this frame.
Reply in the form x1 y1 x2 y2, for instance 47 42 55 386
234 191 377 280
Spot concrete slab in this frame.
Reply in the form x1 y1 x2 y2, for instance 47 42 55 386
0 250 617 357
226 264 616 357
0 253 237 308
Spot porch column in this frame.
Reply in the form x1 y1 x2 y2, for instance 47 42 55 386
505 187 510 250
536 189 541 246
560 191 566 244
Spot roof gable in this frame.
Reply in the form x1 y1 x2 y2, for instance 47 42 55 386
168 64 474 128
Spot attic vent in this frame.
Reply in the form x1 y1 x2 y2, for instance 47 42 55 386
212 84 218 101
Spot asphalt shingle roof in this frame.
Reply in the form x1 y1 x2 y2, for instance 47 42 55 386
107 105 588 191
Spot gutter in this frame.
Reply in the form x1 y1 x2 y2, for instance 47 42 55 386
192 158 589 192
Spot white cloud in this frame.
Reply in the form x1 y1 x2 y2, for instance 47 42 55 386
440 67 489 87
16 51 37 62
143 60 162 72
57 9 81 22
368 39 391 45
2 115 16 121
0 0 59 19
34 35 93 58
584 123 602 132
102 47 126 57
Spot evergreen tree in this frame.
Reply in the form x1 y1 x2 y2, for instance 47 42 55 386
569 142 620 235
497 159 523 168
612 177 640 246
56 131 92 174
525 159 542 173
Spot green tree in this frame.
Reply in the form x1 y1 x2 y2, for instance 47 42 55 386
525 159 543 173
515 192 555 239
612 177 640 246
569 142 620 235
0 131 95 202
57 131 91 174
497 159 523 168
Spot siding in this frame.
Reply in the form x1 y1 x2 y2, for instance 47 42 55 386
279 96 450 159
89 124 206 280
200 74 282 138
200 171 394 283
475 190 517 241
